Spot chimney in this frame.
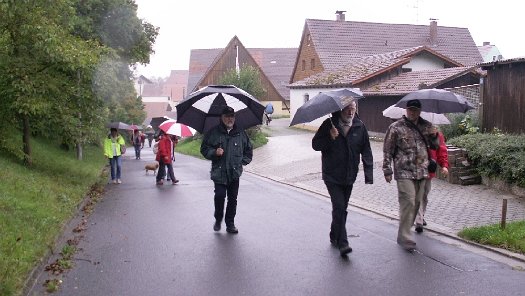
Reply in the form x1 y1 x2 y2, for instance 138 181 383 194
483 41 491 46
429 19 438 46
335 10 346 21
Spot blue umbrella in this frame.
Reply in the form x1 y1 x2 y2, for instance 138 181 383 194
290 88 363 126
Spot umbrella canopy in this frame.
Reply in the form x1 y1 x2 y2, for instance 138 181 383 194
128 124 142 131
149 116 171 130
382 105 451 125
159 120 196 137
290 88 363 126
395 89 475 114
106 122 130 130
176 85 265 134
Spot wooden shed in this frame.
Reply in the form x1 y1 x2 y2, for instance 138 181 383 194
480 58 525 134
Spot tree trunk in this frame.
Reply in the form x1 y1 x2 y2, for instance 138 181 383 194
22 114 32 166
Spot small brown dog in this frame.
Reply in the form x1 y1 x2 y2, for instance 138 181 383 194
145 161 159 175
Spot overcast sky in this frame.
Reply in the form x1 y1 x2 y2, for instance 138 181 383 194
133 0 523 78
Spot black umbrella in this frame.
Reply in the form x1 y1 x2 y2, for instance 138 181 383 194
395 89 475 114
176 85 265 134
149 116 171 131
106 122 130 130
290 88 363 126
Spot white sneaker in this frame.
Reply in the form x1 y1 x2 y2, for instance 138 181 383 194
112 180 117 184
117 179 122 184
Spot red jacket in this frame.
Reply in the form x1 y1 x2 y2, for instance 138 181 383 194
428 132 449 179
155 136 173 164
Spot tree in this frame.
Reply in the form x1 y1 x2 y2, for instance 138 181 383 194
0 0 157 164
219 65 266 99
0 0 103 165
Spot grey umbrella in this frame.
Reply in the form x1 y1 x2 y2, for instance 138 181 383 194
395 89 475 114
289 88 363 126
106 122 130 130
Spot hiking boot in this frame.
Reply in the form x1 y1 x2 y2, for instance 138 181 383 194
226 225 238 234
213 221 221 232
415 224 423 233
339 245 353 256
397 238 416 251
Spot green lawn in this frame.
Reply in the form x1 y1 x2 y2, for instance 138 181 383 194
458 221 525 254
0 136 106 295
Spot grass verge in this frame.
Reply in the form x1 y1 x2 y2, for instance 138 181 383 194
458 221 525 255
0 135 106 295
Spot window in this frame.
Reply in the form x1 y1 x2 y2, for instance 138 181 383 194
311 59 315 70
302 60 306 71
306 34 311 46
303 93 309 103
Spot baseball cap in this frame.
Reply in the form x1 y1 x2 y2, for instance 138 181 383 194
221 106 235 115
406 99 422 109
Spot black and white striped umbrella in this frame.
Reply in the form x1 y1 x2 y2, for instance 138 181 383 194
176 85 265 133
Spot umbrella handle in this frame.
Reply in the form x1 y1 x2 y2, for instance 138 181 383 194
329 116 336 128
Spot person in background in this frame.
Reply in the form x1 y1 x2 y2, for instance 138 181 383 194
382 99 439 251
312 97 374 257
131 129 143 159
264 102 274 125
200 106 253 234
103 128 125 184
166 135 179 183
155 131 179 185
414 130 449 233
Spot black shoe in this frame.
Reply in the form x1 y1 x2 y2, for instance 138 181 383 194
330 239 338 247
423 220 427 226
213 221 221 232
415 224 424 233
339 245 353 256
226 225 238 234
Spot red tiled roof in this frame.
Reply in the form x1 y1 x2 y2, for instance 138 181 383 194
187 48 223 95
142 70 189 100
363 67 474 95
306 19 483 70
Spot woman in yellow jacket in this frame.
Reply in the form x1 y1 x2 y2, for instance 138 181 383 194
104 128 126 184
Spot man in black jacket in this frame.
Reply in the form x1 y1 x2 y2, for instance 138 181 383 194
312 97 374 256
200 106 253 234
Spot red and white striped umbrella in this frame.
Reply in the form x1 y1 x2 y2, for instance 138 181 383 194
159 119 196 137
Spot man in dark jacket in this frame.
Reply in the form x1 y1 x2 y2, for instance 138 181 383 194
312 97 374 256
200 106 253 234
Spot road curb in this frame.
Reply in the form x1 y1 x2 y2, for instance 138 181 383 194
245 169 525 265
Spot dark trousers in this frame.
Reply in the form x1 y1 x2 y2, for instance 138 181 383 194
156 159 175 182
325 181 353 248
134 144 141 159
214 179 240 226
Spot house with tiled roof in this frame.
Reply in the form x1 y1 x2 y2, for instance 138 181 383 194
477 41 504 63
138 70 188 125
187 36 297 114
289 12 484 133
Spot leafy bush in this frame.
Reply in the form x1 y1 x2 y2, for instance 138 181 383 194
440 111 480 141
448 133 525 187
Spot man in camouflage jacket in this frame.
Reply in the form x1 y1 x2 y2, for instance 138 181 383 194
382 99 438 251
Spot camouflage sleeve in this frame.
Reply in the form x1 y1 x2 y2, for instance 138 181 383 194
382 125 396 177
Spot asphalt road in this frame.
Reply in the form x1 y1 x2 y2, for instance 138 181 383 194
27 147 525 296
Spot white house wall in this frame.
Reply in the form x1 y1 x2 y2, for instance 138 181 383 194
290 87 337 130
404 52 447 71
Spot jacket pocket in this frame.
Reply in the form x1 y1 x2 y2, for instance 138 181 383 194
210 164 223 182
